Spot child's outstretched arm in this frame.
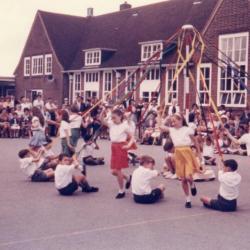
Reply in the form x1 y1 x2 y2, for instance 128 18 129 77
218 158 224 171
31 148 44 163
99 108 109 127
159 125 169 133
225 129 240 145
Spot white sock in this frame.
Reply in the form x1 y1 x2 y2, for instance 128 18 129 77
118 189 125 194
186 196 191 202
190 182 195 188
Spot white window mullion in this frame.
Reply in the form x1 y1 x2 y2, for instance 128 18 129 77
141 42 162 61
166 68 178 105
32 55 43 76
24 57 31 76
85 50 101 66
218 32 248 107
45 54 52 75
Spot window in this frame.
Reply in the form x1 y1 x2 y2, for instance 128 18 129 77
84 72 99 100
218 33 249 107
32 55 43 76
103 72 112 94
142 68 160 81
85 72 99 83
73 73 83 99
166 68 178 105
85 50 101 66
24 57 31 76
85 91 97 100
197 64 212 106
142 91 159 103
141 43 162 61
126 70 137 93
45 54 52 75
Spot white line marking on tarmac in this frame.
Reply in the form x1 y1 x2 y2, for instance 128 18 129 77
0 212 213 247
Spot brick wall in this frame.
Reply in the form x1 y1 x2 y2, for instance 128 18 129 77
15 13 65 105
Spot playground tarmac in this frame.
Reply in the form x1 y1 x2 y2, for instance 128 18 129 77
0 139 250 250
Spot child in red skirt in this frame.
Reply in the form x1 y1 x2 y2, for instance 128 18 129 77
101 108 135 199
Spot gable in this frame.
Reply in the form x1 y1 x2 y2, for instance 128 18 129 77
14 12 62 75
40 11 85 70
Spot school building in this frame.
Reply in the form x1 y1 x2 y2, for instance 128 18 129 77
14 0 250 109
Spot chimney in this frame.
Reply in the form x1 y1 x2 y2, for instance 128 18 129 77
87 7 94 17
120 1 132 11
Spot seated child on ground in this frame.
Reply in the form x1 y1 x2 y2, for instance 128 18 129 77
202 136 216 166
200 159 241 212
132 155 165 204
79 135 105 166
55 154 99 196
40 137 59 170
18 148 54 182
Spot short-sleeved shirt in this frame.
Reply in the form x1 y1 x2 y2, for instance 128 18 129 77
132 166 158 195
218 170 241 200
107 120 130 143
238 133 250 156
20 157 39 177
169 126 194 147
70 114 82 129
59 121 72 138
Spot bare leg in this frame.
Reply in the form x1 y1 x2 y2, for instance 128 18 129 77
200 196 212 205
181 179 190 196
112 169 124 190
44 168 54 178
73 175 86 184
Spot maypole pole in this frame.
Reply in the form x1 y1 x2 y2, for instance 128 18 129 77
181 24 196 119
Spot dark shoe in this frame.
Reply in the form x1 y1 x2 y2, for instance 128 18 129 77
125 175 132 189
185 202 192 208
191 184 197 196
115 192 125 199
82 186 99 193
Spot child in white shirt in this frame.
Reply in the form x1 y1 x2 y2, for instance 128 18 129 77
202 136 216 166
18 148 54 182
226 127 250 156
132 155 165 204
55 154 99 196
200 159 241 212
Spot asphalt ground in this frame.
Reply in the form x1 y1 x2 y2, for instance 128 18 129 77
0 139 250 250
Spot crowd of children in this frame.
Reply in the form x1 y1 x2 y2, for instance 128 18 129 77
8 93 246 212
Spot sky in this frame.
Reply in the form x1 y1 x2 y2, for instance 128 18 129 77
0 0 162 76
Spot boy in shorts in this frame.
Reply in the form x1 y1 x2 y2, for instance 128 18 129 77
18 148 54 182
55 154 99 196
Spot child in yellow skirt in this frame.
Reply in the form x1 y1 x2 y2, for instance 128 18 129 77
101 108 135 199
160 113 201 208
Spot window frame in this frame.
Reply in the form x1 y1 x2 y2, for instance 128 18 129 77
141 42 163 61
166 68 179 105
126 70 137 94
103 71 113 95
72 73 83 101
217 32 249 107
85 50 101 66
32 55 43 76
141 68 160 81
44 54 52 75
24 57 31 76
197 63 212 106
85 72 99 83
